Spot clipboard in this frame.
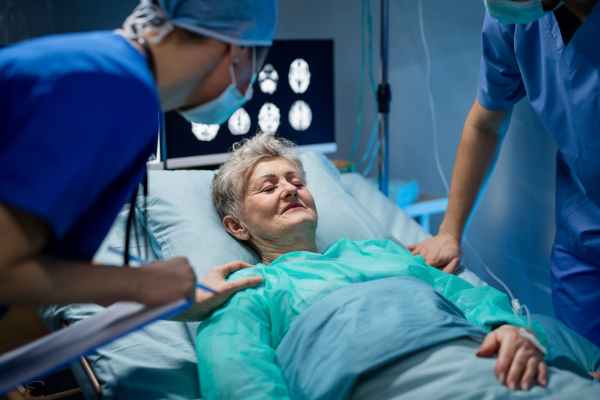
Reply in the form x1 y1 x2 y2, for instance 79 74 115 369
0 299 191 396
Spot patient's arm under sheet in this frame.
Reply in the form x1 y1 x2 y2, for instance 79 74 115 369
194 238 548 399
195 290 291 400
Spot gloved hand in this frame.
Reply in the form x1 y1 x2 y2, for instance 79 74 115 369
477 324 547 391
406 230 463 274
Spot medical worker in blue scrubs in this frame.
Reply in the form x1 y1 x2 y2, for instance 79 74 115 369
0 0 275 321
409 0 600 346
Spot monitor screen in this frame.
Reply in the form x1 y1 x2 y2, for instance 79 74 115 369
162 39 335 169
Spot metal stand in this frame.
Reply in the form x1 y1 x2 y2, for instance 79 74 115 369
378 0 391 196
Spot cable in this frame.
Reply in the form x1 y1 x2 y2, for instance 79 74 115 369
350 0 378 172
418 0 517 303
363 138 380 177
418 0 449 194
349 0 368 166
357 119 380 170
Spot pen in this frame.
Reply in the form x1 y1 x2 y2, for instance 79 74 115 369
107 247 219 294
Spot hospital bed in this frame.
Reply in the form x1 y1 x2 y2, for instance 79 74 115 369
37 152 599 400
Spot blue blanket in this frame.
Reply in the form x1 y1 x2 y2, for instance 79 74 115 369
276 279 600 400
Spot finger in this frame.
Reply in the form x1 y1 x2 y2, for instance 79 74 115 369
406 244 416 251
495 334 519 384
220 261 255 276
222 276 263 294
538 362 547 387
477 331 500 358
425 253 447 269
520 357 539 391
442 257 461 274
506 347 529 391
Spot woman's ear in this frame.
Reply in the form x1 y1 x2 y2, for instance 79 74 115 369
223 215 250 241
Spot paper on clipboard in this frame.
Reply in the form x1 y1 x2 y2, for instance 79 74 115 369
0 298 191 396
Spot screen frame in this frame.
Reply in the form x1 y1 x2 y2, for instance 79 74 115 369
160 39 336 169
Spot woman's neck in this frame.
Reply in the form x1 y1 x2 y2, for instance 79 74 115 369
252 235 319 265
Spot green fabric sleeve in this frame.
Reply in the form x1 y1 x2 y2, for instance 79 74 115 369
195 285 291 400
427 266 550 358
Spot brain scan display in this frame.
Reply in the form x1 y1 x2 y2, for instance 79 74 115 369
288 59 311 94
191 123 219 141
228 108 251 135
258 103 281 132
258 64 279 95
288 100 313 131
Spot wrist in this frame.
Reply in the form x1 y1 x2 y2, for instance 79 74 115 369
124 267 145 303
438 227 462 244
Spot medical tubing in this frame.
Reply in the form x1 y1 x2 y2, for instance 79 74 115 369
520 304 532 330
362 138 381 177
418 0 449 194
465 240 516 302
418 0 517 304
357 119 380 170
349 0 368 166
350 0 379 169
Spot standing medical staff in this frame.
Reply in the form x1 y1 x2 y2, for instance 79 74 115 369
0 0 276 320
409 0 600 346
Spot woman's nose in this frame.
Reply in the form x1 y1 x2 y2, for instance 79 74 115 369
281 182 298 198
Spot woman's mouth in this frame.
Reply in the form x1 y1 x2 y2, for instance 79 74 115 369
282 203 304 214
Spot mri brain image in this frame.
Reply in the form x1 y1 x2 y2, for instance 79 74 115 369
258 64 279 95
288 100 313 131
228 108 251 135
288 59 311 94
258 103 281 132
191 123 219 141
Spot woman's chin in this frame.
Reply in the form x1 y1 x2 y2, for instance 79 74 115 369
281 212 318 230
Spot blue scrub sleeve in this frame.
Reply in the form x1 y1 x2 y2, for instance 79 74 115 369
0 72 158 259
477 13 527 111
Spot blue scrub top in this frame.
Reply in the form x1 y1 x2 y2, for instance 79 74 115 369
477 4 600 208
0 31 160 260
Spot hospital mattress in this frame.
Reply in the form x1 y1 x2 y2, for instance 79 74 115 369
36 156 591 400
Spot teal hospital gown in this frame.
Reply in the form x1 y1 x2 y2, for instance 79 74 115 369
195 239 547 400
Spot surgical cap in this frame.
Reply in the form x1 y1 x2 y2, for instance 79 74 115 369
156 0 278 47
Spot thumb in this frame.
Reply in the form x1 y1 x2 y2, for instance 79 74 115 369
442 258 461 274
477 331 500 358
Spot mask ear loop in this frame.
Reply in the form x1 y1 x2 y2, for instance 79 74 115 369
229 47 257 96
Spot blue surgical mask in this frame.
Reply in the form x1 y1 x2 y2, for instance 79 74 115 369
179 48 257 125
484 0 563 25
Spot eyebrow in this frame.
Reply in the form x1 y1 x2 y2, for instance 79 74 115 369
253 171 300 186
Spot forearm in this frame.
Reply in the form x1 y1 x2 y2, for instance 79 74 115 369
440 100 511 241
0 255 139 306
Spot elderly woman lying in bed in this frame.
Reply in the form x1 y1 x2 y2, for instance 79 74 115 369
195 132 600 400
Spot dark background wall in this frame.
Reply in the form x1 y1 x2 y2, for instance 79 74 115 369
1 0 557 315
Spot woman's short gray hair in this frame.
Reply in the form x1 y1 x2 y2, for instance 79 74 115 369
212 132 306 219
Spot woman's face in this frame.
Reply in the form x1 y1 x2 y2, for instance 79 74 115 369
239 157 318 242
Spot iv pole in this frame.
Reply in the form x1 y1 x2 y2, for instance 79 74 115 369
378 0 391 196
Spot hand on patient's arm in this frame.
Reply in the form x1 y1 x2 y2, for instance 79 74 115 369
169 260 263 322
407 230 463 274
477 325 547 391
